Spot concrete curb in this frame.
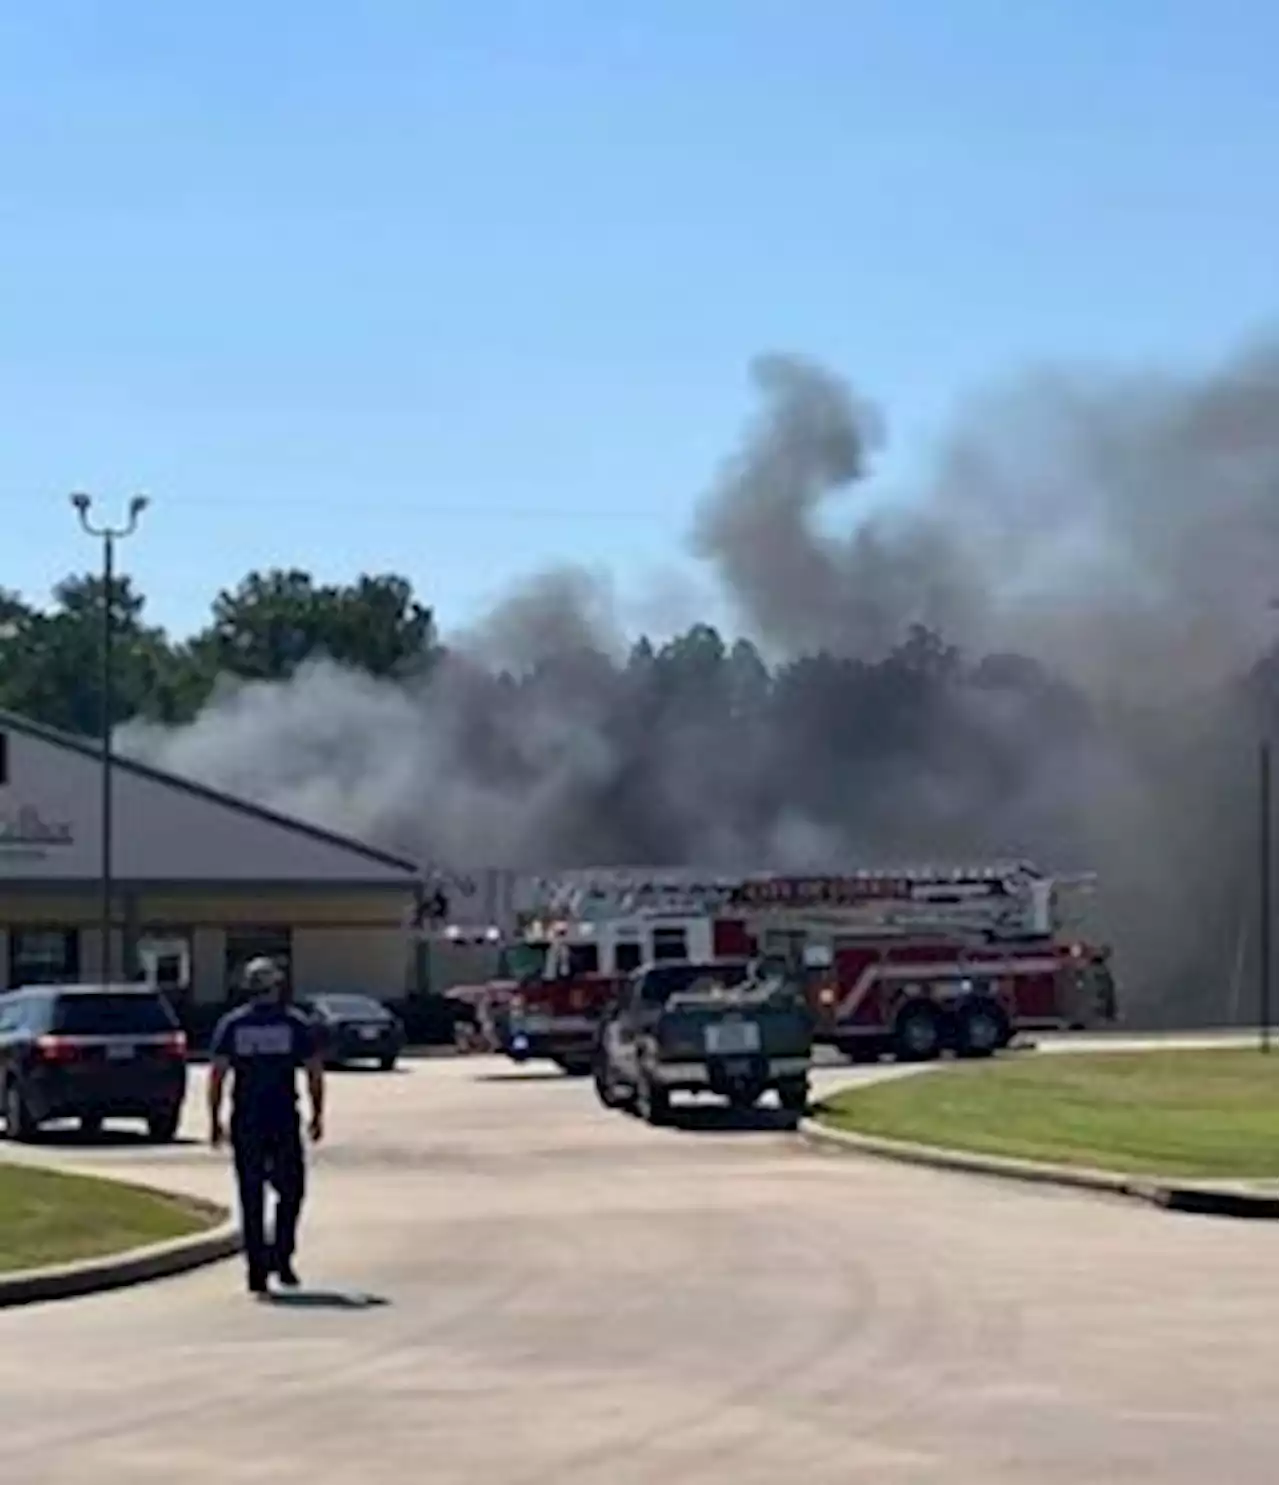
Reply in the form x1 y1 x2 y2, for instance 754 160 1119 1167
0 1182 241 1310
799 1119 1279 1220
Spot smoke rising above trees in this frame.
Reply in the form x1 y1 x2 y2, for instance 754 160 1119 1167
2 335 1275 1023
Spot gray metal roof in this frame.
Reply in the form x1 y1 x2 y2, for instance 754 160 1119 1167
0 707 422 879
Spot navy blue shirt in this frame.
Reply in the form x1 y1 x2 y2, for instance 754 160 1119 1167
210 999 319 1131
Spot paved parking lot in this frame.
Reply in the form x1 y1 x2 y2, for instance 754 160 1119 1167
1 1053 1276 1485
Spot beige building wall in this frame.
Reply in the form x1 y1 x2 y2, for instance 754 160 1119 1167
0 888 418 1001
190 927 227 1004
78 926 125 982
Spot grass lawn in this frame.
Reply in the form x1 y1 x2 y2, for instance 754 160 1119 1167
0 1162 212 1274
815 1049 1279 1181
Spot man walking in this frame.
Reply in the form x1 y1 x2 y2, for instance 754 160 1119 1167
208 957 325 1295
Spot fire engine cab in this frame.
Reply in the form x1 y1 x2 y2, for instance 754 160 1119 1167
489 861 1117 1071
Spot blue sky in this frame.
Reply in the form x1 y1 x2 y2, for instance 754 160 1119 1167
1 0 1274 640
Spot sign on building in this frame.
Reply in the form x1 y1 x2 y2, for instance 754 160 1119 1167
0 803 76 861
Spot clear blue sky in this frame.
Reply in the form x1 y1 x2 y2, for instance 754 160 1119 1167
1 0 1274 640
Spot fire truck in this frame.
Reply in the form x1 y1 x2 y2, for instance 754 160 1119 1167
481 861 1118 1072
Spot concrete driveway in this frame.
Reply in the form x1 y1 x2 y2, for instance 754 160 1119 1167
0 1054 1275 1485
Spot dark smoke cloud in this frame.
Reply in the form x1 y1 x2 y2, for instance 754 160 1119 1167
692 352 979 659
118 334 1278 1021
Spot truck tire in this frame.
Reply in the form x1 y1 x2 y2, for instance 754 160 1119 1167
554 1057 592 1078
892 1002 943 1063
637 1072 671 1126
593 1054 631 1110
953 998 1008 1059
776 1079 809 1114
147 1106 182 1143
4 1081 36 1142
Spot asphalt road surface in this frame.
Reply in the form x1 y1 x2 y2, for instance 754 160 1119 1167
1 1052 1275 1485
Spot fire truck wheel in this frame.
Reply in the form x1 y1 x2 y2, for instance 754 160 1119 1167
953 998 1009 1059
637 1073 672 1126
892 1002 943 1063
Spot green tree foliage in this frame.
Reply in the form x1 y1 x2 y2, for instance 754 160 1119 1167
0 568 439 731
0 574 174 735
202 569 437 683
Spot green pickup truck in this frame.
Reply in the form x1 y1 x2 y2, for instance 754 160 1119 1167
593 958 815 1124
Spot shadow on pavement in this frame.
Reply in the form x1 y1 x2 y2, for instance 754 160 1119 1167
473 1070 575 1084
667 1104 802 1135
32 1125 200 1149
265 1290 390 1311
323 1064 409 1075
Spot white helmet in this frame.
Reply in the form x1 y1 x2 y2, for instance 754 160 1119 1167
242 956 285 992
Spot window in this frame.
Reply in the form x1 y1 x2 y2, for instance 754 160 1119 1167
137 931 193 998
637 960 751 1007
52 991 177 1035
614 940 643 974
566 943 599 977
224 927 292 1001
312 994 387 1020
498 941 547 982
0 994 49 1034
650 926 688 963
761 929 808 968
8 928 79 988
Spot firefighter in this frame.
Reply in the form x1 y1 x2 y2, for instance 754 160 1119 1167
207 956 325 1296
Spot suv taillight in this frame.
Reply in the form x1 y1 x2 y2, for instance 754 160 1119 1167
35 1035 81 1063
160 1030 188 1058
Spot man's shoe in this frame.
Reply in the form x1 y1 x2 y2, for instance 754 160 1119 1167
247 1269 270 1296
275 1257 300 1289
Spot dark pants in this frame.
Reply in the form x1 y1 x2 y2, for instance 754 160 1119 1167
232 1119 306 1279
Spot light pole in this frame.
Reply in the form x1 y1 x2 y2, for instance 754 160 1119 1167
1261 598 1278 1054
71 492 149 983
1260 734 1274 1053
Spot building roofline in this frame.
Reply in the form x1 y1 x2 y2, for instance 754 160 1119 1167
0 708 423 879
0 877 419 895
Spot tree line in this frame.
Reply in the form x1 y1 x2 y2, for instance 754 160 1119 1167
0 566 1101 871
0 568 436 735
0 565 1080 738
0 567 1270 855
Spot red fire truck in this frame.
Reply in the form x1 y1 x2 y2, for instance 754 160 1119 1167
479 862 1118 1072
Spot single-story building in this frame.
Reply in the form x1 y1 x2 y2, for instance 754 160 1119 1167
0 708 426 1017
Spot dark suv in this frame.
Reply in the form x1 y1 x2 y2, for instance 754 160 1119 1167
0 984 188 1142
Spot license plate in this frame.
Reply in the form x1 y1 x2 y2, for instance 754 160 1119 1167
107 1043 136 1061
359 1027 381 1040
721 1056 756 1079
704 1020 761 1055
